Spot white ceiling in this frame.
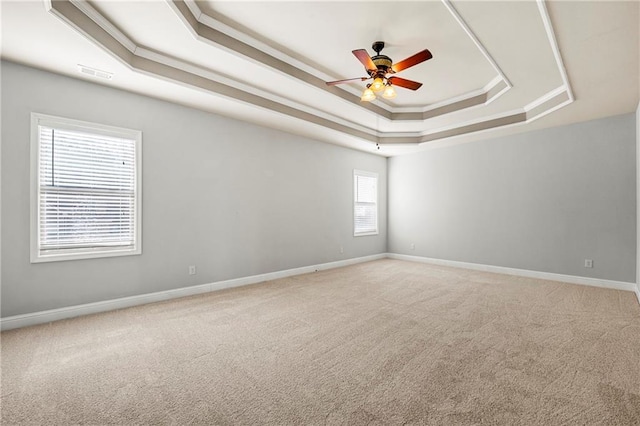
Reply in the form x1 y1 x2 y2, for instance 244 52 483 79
1 0 638 157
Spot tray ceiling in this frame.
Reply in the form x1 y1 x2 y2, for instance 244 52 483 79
1 1 638 156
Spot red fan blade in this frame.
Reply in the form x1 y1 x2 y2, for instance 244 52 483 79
391 49 432 73
388 76 423 90
352 49 377 72
326 77 370 86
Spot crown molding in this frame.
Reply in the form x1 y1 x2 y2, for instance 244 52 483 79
441 0 512 90
45 0 573 149
47 0 381 144
167 0 390 119
536 0 574 102
174 0 511 119
70 0 137 53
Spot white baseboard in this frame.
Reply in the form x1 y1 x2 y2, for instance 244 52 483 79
2 252 635 331
0 253 386 331
635 286 640 305
387 253 638 293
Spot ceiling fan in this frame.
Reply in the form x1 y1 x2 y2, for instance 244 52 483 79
326 41 433 102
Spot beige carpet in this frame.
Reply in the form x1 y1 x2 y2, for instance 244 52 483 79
1 259 639 425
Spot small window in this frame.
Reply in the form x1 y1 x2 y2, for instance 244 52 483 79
31 113 142 263
354 169 378 236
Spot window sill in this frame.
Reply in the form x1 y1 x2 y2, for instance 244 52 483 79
31 247 141 263
354 231 379 237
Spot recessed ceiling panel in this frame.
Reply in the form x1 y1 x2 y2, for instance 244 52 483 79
198 1 498 107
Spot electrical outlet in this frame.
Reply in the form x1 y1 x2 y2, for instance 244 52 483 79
410 243 415 250
339 245 344 254
188 265 197 275
584 259 593 268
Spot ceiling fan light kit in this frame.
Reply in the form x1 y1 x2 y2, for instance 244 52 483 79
361 85 376 102
382 84 397 99
327 41 432 102
371 77 385 92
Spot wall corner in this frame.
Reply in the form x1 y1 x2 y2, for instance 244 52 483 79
636 101 640 298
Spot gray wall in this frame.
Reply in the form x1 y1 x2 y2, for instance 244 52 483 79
388 113 636 283
1 61 387 317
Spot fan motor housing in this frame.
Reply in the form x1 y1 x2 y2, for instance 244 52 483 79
372 55 392 71
370 42 392 75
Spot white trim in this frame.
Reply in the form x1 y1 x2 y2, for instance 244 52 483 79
199 13 351 100
419 84 568 139
441 0 511 90
134 47 376 137
0 254 386 331
70 0 137 53
419 108 524 137
536 0 574 102
30 114 39 264
483 76 511 106
635 286 640 306
183 0 202 21
387 253 638 292
3 253 635 331
524 85 567 112
30 113 142 263
389 76 508 115
526 97 573 123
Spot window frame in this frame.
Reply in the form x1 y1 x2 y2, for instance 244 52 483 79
30 113 142 263
353 169 379 237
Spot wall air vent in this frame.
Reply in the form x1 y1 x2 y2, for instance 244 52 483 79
77 64 113 80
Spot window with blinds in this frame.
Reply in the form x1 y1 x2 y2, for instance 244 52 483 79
31 113 142 262
354 170 378 236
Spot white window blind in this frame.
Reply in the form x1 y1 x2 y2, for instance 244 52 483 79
354 170 378 235
31 114 141 262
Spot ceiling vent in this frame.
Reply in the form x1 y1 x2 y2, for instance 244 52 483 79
77 64 113 80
